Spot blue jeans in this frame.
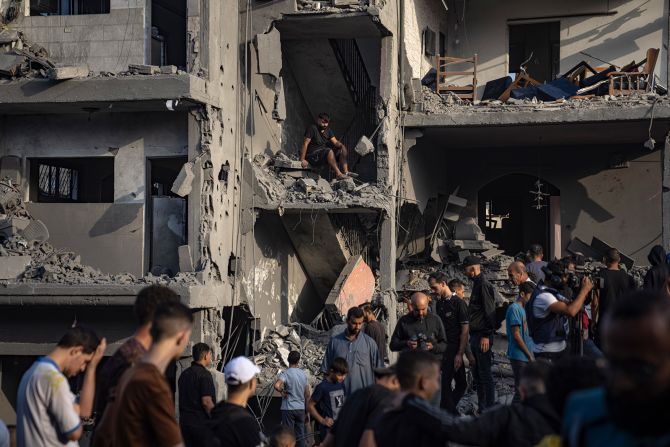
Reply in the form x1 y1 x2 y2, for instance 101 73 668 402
582 338 604 360
281 409 306 447
470 333 495 411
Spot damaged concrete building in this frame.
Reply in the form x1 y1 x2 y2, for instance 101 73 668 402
0 0 669 430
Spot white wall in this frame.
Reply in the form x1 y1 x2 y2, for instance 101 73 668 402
442 0 666 97
404 0 449 79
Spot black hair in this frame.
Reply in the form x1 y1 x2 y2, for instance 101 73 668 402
428 271 448 284
57 325 100 354
519 282 535 295
519 359 550 396
543 260 565 287
269 425 296 447
329 357 349 375
150 301 193 342
546 355 605 417
192 342 211 361
288 350 301 365
318 112 330 121
396 350 440 390
347 306 364 320
529 244 544 256
448 279 465 290
604 248 621 265
134 285 180 326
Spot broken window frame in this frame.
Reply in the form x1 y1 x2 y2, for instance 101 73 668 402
423 28 436 57
37 163 78 202
29 0 110 16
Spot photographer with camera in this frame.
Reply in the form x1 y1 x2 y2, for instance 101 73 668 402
526 261 593 362
390 292 447 406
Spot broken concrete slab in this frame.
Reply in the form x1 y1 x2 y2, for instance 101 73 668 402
0 30 19 44
449 239 495 251
482 248 505 259
160 65 178 74
256 27 282 78
178 245 194 272
334 177 356 192
566 237 601 259
0 256 30 280
297 178 318 193
0 217 30 239
274 157 304 169
354 135 375 156
316 178 333 193
325 255 375 317
454 217 485 241
128 64 160 75
590 237 635 270
47 65 90 80
273 76 286 121
171 162 195 197
0 53 25 77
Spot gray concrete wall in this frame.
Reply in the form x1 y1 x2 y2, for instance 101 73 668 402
405 139 662 265
441 0 667 97
27 202 145 275
10 0 146 73
403 0 449 78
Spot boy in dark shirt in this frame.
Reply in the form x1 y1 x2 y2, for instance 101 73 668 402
308 357 348 445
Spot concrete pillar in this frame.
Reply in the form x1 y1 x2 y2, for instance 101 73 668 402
379 211 398 363
662 134 670 249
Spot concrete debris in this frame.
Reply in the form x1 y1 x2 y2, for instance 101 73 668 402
0 52 24 76
0 30 19 45
0 255 30 280
325 255 375 318
0 32 55 79
47 65 90 80
297 178 318 193
20 219 49 243
354 135 375 156
171 162 195 197
296 0 367 13
128 64 161 75
160 65 178 74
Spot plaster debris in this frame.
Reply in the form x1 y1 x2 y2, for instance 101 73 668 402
47 65 90 80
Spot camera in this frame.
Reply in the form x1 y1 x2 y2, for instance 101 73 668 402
411 332 429 351
566 264 605 291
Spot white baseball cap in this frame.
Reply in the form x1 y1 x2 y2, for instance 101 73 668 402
224 356 261 385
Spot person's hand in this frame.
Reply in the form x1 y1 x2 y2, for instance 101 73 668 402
467 352 476 366
425 341 434 351
281 391 289 398
407 340 418 350
581 276 593 293
528 353 535 362
454 354 463 370
90 338 107 368
480 337 490 353
300 159 309 168
324 417 334 428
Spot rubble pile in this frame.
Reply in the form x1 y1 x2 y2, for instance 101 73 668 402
0 30 57 79
296 0 369 13
252 153 392 211
254 323 330 388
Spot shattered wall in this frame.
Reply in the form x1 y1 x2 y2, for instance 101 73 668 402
403 0 448 79
9 1 146 73
406 138 662 265
444 0 667 97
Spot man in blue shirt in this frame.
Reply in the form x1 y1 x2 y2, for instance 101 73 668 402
275 351 310 447
321 307 383 395
563 290 670 446
506 281 535 403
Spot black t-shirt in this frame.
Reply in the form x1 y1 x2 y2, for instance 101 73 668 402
330 384 393 447
598 268 636 317
435 295 469 347
364 320 387 361
371 394 448 447
178 362 216 426
305 125 335 154
207 402 263 447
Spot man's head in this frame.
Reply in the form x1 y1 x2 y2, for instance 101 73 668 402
396 350 440 401
288 350 301 366
374 365 400 391
601 290 670 430
463 256 482 278
346 306 365 336
134 285 180 328
361 304 376 322
269 425 296 447
317 112 330 130
150 300 193 360
561 256 577 272
542 260 566 289
328 357 348 383
428 271 451 298
518 281 535 303
56 326 101 377
225 356 260 398
603 248 621 268
192 342 212 367
507 261 529 286
546 356 604 417
518 360 550 401
448 279 465 299
528 244 544 261
410 292 430 319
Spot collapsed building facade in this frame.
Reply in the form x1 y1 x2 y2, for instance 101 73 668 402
0 0 668 428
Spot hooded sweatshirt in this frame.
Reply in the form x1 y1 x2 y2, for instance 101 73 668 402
643 245 669 293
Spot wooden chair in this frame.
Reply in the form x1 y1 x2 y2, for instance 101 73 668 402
560 61 600 86
436 54 478 101
608 48 659 96
498 71 541 102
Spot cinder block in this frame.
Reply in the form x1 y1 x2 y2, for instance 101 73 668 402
0 256 31 280
171 163 195 197
48 65 90 80
325 256 375 317
354 136 374 156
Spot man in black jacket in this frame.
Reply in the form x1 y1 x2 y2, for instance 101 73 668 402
390 292 447 406
464 255 497 412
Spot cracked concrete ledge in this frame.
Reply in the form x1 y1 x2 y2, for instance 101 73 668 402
403 102 670 128
0 284 231 309
0 74 221 112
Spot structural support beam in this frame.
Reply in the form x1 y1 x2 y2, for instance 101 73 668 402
663 133 670 249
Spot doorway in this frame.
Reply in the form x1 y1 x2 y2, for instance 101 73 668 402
509 22 560 82
151 0 187 68
478 174 560 258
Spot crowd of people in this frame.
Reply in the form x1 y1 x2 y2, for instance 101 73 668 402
5 243 670 447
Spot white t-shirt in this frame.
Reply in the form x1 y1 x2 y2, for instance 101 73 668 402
17 357 80 447
532 291 568 353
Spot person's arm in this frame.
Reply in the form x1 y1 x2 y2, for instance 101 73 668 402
274 378 287 398
430 317 447 355
321 341 332 374
304 383 311 406
479 283 496 352
549 277 593 317
389 319 413 352
308 398 331 427
299 137 311 166
321 432 336 447
78 338 107 418
512 326 534 361
329 136 346 151
454 323 469 370
359 429 378 447
200 371 217 416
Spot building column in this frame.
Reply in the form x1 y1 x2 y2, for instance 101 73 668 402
662 133 670 249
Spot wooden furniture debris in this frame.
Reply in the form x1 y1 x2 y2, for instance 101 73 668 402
560 61 599 86
608 48 659 96
498 71 541 102
436 54 478 101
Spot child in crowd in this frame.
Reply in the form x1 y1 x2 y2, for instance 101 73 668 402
506 281 536 403
274 351 310 447
308 357 348 446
